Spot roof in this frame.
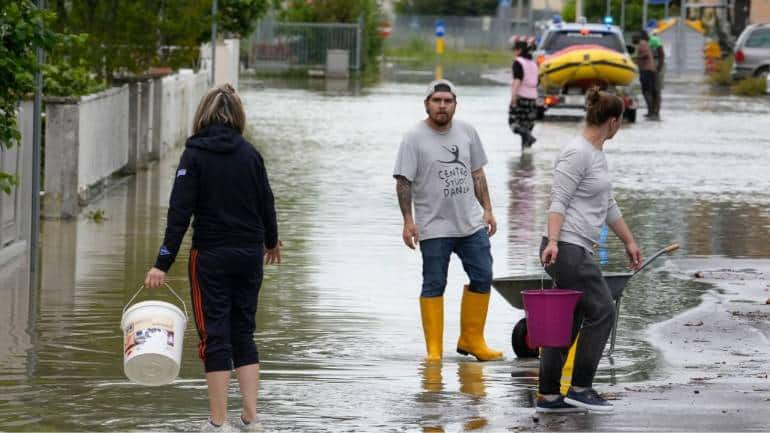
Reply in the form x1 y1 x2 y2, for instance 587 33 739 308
656 18 706 34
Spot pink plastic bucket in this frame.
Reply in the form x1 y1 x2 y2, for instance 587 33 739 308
521 289 582 348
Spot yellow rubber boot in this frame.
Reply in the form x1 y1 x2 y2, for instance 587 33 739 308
560 335 579 395
420 296 444 363
456 285 503 361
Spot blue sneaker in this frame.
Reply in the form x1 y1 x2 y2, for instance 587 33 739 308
563 388 614 412
535 395 587 413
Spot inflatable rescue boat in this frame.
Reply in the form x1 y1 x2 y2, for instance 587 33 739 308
538 44 638 88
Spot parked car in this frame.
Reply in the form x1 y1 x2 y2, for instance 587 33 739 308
731 23 770 80
533 17 639 122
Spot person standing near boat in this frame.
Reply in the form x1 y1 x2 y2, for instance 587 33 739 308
509 36 539 148
536 88 643 413
633 31 658 119
144 84 281 431
649 31 665 119
393 79 502 364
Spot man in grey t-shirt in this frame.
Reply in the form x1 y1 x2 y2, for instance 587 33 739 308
393 79 502 363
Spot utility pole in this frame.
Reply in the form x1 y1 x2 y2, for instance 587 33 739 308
678 0 687 75
30 0 45 278
210 0 217 86
606 0 611 18
621 0 626 29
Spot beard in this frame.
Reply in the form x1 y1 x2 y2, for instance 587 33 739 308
429 110 453 126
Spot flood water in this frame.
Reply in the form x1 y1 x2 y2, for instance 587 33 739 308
1 77 769 431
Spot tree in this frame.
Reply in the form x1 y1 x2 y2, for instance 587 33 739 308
50 0 269 81
0 1 64 193
202 0 271 40
395 0 500 16
562 0 669 34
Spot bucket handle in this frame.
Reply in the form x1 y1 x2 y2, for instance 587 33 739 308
123 283 189 321
540 265 557 291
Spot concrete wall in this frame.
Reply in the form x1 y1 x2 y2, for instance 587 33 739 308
43 100 80 218
43 85 131 219
0 100 34 266
77 86 130 192
751 0 770 24
44 69 210 218
159 70 210 156
200 39 240 89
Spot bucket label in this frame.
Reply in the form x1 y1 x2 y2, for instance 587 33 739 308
124 317 176 357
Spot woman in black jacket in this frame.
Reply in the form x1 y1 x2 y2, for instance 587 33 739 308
145 83 280 431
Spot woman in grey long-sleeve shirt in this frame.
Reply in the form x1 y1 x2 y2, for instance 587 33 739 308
535 88 643 414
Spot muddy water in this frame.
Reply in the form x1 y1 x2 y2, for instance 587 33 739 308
0 78 768 431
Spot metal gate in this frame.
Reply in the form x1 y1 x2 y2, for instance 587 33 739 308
247 17 362 71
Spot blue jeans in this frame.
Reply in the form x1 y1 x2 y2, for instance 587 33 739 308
419 228 493 298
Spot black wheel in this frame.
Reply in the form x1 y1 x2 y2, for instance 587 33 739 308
512 318 540 358
536 106 546 120
624 108 637 123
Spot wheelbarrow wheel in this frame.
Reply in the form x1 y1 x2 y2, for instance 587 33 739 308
512 318 539 358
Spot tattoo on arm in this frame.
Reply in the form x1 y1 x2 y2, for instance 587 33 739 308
472 171 491 210
395 176 413 218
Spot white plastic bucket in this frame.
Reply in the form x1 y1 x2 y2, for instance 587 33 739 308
121 284 188 386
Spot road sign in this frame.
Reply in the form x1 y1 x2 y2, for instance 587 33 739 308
435 20 445 37
377 20 392 38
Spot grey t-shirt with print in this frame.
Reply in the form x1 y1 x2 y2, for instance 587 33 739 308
393 119 488 241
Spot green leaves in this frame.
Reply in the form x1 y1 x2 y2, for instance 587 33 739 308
394 0 499 16
1 0 67 193
562 0 668 32
0 172 17 195
49 0 270 79
44 58 106 97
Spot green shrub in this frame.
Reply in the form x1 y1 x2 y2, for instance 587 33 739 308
406 37 429 53
44 59 107 97
731 76 767 97
707 58 733 86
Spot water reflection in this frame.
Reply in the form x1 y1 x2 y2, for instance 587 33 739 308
506 151 540 274
0 253 31 385
420 363 444 393
457 362 486 398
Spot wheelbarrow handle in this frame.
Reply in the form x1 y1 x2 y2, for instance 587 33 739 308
609 296 622 355
610 243 678 356
663 243 680 253
632 243 679 276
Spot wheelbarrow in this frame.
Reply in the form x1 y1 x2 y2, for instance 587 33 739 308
492 243 679 358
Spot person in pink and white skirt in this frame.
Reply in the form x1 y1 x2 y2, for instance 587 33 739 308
508 36 539 148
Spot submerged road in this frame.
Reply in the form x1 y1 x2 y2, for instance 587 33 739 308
0 78 769 431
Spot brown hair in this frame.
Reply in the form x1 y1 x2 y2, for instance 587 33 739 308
584 87 624 126
192 83 245 134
